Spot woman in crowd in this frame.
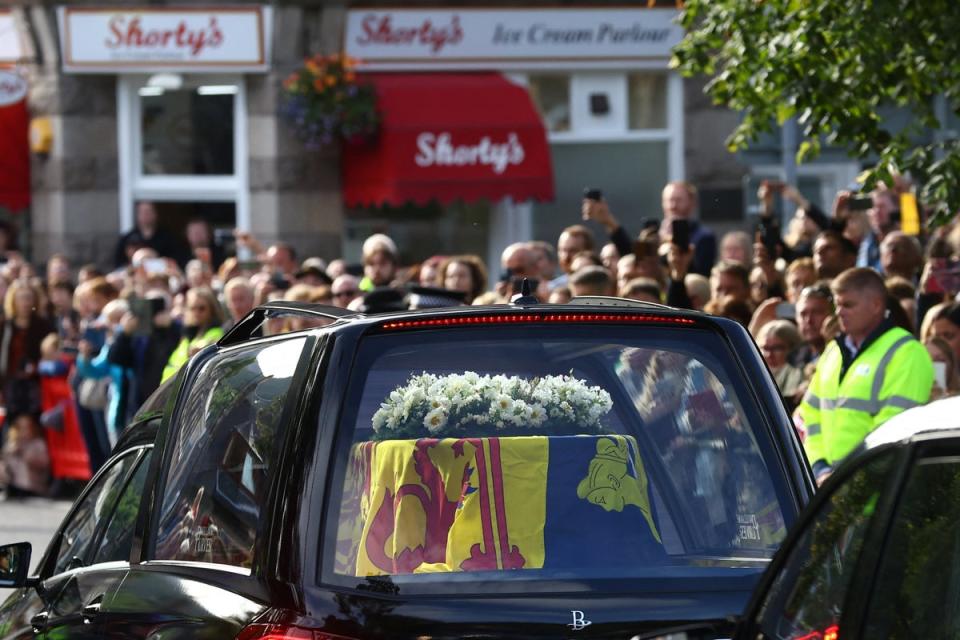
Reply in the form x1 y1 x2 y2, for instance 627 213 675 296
162 287 224 382
925 335 960 399
438 255 487 305
0 279 53 424
757 319 805 410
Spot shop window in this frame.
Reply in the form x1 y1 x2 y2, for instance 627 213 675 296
140 84 236 176
532 141 668 245
627 73 668 130
527 75 571 133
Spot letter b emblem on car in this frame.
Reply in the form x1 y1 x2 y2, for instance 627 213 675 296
569 610 592 631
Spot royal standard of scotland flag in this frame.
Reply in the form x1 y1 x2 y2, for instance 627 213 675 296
337 434 663 577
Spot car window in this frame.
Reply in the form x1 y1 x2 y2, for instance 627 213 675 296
324 326 791 594
152 337 306 571
53 450 140 574
92 449 153 565
863 456 960 638
750 450 894 640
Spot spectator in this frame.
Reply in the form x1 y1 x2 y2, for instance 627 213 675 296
295 257 332 287
798 268 933 484
418 255 447 288
789 283 835 369
114 201 183 268
684 274 710 311
925 335 960 399
709 260 751 306
501 242 539 279
812 229 857 280
528 240 559 282
554 225 595 286
185 259 213 290
784 257 817 303
0 414 49 498
326 259 348 281
569 251 604 274
719 231 752 266
659 181 716 276
0 280 53 422
858 189 899 271
599 243 621 274
223 277 256 329
162 287 224 382
266 242 299 280
361 234 399 290
183 218 226 269
569 266 615 297
108 290 179 409
439 255 487 305
886 276 917 333
923 302 960 364
621 277 662 304
331 275 361 309
45 254 71 287
757 319 805 410
880 231 923 282
705 294 753 327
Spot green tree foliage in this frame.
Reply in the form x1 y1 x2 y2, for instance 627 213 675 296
671 0 960 223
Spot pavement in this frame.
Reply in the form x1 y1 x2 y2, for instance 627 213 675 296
0 497 72 573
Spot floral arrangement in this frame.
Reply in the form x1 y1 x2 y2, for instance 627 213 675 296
370 371 613 440
281 52 378 148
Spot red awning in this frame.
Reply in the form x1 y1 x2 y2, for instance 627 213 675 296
0 70 29 212
343 73 554 207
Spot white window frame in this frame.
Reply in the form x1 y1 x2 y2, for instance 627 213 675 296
117 75 250 232
513 67 684 182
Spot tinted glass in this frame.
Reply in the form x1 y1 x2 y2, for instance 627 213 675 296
627 72 668 129
527 75 570 132
153 338 306 570
93 450 152 565
864 457 960 638
752 451 893 640
54 451 139 574
325 326 789 593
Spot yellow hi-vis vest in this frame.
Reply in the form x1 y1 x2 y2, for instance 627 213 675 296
800 326 933 466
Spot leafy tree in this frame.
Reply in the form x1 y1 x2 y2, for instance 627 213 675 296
671 0 960 223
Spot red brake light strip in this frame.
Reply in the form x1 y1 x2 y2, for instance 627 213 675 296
381 313 697 330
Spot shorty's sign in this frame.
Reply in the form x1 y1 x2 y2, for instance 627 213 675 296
57 6 271 73
345 8 681 69
415 131 525 175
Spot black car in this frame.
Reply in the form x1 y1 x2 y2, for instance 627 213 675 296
0 298 815 639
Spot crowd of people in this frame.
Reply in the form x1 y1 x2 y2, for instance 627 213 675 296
0 176 955 497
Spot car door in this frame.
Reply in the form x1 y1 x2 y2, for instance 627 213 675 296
736 434 960 640
19 445 148 639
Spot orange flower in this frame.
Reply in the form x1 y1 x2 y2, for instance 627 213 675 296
313 77 326 92
325 75 337 87
344 71 356 83
305 60 321 75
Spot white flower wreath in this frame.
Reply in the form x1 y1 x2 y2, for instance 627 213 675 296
370 371 613 440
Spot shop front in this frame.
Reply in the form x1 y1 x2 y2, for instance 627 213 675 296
57 5 271 246
343 7 684 269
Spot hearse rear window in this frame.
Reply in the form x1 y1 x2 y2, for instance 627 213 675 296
323 325 789 593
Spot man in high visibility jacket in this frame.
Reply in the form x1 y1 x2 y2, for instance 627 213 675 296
799 267 932 484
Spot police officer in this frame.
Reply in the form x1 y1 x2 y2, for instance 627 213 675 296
799 267 933 484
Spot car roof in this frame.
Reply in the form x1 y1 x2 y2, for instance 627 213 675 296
864 395 960 449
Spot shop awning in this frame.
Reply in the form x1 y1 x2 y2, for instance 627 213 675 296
0 70 30 212
343 73 554 207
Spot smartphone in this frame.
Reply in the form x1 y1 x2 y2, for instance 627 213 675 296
756 219 781 256
671 218 691 248
128 297 163 336
143 258 167 275
583 187 603 201
848 195 873 211
933 361 948 391
776 302 796 320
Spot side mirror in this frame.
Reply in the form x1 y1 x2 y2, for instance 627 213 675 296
0 542 32 588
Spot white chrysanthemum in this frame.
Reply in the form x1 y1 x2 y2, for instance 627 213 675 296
423 408 448 433
529 404 546 426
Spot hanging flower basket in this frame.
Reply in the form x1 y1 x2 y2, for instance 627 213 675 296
370 371 613 441
281 53 378 149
